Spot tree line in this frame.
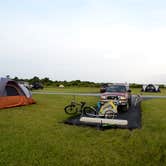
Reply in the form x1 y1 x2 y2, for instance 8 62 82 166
12 76 165 88
13 76 101 87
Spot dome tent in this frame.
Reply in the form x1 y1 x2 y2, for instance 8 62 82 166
59 84 64 88
141 84 160 92
0 77 35 109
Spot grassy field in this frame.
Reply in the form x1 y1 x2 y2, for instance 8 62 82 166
33 87 99 93
33 87 166 96
0 93 166 166
131 88 166 96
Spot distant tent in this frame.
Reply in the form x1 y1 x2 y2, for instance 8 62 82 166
59 84 64 88
141 84 160 92
0 77 35 109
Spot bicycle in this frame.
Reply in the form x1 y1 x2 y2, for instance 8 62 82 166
64 98 119 119
64 100 97 117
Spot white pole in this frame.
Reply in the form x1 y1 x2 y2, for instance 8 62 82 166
80 117 128 126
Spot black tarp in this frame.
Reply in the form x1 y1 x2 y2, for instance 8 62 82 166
64 96 142 130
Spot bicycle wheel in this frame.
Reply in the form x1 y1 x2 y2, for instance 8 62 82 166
104 110 117 119
64 105 78 115
83 106 97 117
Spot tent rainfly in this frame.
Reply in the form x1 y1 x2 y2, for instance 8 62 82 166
141 84 160 92
0 77 35 109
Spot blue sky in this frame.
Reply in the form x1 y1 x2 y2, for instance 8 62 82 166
1 0 166 83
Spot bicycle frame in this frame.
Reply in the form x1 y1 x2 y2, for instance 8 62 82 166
70 101 86 113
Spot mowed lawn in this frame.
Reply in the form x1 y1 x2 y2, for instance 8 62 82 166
131 88 166 96
33 87 100 93
33 87 166 96
0 94 166 166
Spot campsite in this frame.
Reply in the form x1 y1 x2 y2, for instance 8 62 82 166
1 0 166 165
0 84 166 165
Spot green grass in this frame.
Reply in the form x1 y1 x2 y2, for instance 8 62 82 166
33 87 166 96
131 88 166 96
33 87 99 93
0 94 166 166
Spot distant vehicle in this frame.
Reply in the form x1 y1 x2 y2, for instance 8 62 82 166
100 83 132 111
31 82 44 90
141 84 160 92
18 81 32 90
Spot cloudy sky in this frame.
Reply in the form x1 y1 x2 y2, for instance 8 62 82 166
1 0 166 83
